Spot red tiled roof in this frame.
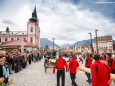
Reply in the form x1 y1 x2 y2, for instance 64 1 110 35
1 39 34 47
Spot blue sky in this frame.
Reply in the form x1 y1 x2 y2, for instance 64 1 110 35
0 0 115 45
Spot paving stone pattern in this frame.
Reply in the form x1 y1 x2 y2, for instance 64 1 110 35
8 59 114 86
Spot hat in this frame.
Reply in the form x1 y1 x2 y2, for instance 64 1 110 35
0 51 6 57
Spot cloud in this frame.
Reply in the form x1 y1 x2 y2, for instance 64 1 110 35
76 0 115 22
0 0 115 45
38 0 115 45
2 19 16 25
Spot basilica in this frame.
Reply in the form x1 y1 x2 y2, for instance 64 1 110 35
0 7 40 51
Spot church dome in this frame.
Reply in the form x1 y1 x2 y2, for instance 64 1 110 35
29 17 38 22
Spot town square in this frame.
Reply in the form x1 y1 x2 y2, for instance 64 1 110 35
0 0 115 86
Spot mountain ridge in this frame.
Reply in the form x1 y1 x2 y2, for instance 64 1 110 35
40 38 115 48
40 38 59 48
40 38 91 48
71 39 91 47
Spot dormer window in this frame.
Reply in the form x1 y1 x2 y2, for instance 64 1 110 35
11 38 14 41
17 38 20 40
30 27 33 32
5 37 7 42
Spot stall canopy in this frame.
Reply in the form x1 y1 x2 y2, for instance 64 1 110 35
1 39 34 47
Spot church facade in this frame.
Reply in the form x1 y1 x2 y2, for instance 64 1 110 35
0 7 40 51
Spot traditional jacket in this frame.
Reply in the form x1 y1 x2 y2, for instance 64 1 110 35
53 57 67 73
85 56 92 68
91 60 110 86
69 57 79 74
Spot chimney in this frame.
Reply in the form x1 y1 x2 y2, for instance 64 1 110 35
6 27 9 33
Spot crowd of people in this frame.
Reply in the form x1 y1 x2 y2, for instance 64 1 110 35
1 48 115 86
0 49 43 86
53 52 115 86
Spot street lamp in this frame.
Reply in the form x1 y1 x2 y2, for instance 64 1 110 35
52 38 55 51
95 29 98 54
88 32 93 53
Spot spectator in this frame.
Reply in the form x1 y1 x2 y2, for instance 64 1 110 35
0 56 5 84
85 53 92 84
107 53 115 85
2 56 10 85
100 54 107 65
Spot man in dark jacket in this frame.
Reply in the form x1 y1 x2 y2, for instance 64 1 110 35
14 55 20 73
53 55 67 86
69 55 79 86
0 56 3 77
0 51 5 83
0 56 5 85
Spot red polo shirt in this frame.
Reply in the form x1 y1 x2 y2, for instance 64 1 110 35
91 60 110 86
85 56 92 68
53 57 67 73
69 57 79 73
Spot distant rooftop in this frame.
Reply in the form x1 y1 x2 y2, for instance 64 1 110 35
0 31 27 35
94 35 112 41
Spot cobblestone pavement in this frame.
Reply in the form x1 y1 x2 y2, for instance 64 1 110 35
8 59 114 86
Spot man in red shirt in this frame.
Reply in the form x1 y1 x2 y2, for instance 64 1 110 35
107 53 115 85
85 53 92 83
101 54 107 65
67 55 73 71
68 55 79 86
91 54 110 86
53 55 67 86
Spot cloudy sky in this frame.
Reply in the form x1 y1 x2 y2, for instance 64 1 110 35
0 0 115 45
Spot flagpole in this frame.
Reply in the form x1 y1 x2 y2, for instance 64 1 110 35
21 38 24 53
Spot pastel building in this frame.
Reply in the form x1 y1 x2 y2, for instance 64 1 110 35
75 44 91 53
0 7 40 51
93 35 113 53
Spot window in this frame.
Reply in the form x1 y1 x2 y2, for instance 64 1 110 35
23 37 26 41
30 27 33 32
5 37 7 42
30 37 33 43
17 38 20 40
109 46 111 48
11 38 14 41
0 38 1 43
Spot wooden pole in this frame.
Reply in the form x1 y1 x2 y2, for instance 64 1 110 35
77 66 115 80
